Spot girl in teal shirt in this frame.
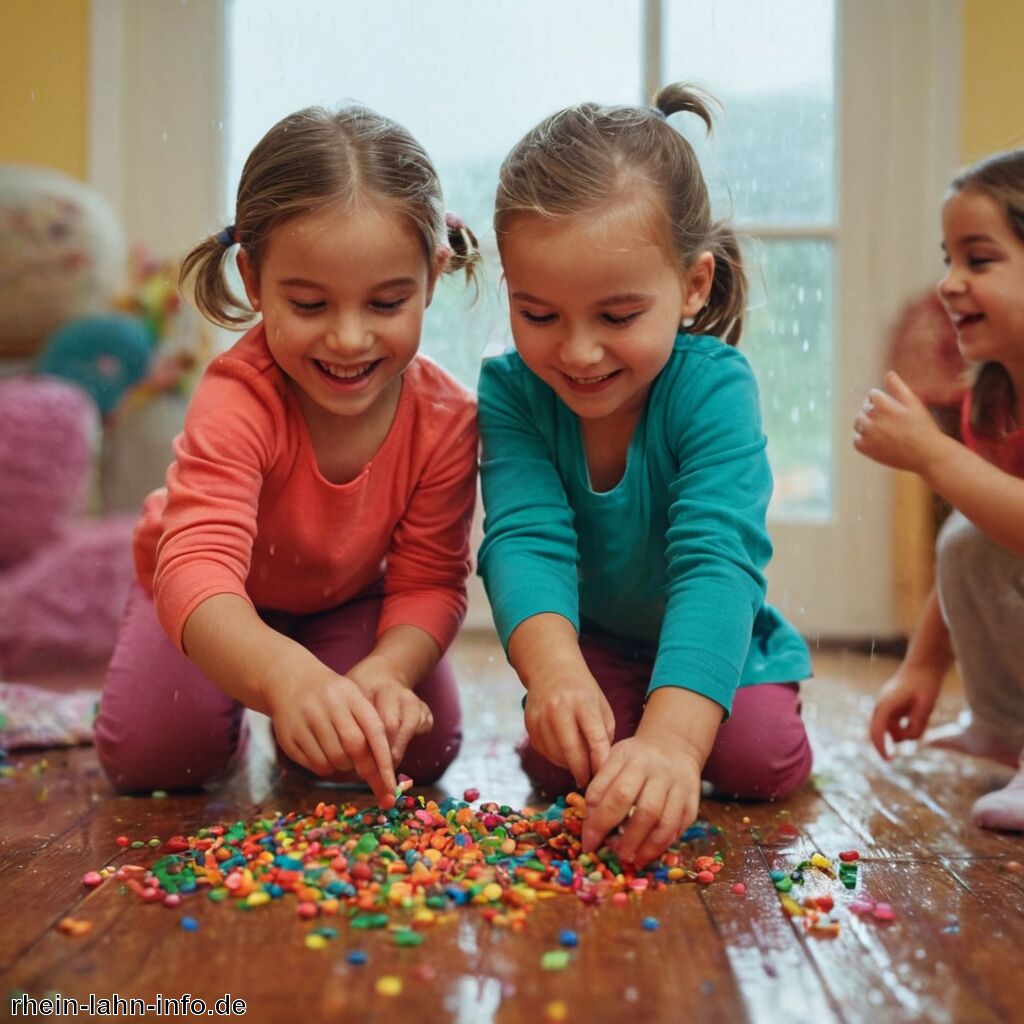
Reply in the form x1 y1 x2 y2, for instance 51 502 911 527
478 84 813 868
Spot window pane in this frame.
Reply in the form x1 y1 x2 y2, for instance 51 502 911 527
743 239 833 520
663 0 835 225
226 0 641 386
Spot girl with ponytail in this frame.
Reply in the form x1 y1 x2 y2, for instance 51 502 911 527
477 84 812 865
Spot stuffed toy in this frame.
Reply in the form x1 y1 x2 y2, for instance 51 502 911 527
0 165 146 686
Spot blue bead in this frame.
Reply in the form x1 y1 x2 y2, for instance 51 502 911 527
642 916 659 931
559 929 578 947
347 950 368 965
181 916 199 932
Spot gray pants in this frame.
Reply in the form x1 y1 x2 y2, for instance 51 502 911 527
936 511 1024 752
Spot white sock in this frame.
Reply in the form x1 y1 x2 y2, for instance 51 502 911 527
925 716 1022 768
971 770 1024 832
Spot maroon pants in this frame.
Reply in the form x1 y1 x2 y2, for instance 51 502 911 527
95 584 462 792
519 626 812 800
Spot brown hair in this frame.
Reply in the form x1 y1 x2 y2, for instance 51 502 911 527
494 82 746 346
180 105 481 328
948 148 1024 435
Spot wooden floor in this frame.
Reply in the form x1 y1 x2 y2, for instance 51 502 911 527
2 635 1023 1024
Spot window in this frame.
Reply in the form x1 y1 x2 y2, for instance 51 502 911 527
95 0 959 636
225 0 833 518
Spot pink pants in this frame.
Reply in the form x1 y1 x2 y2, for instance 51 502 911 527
519 625 812 800
95 584 462 793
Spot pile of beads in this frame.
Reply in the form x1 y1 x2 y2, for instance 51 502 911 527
90 788 725 940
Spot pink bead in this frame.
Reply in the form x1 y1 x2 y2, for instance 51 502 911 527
731 882 746 895
82 871 103 887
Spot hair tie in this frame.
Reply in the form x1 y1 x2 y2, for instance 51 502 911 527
445 211 465 230
216 224 237 246
649 107 667 121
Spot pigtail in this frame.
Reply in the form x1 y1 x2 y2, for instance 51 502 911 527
651 83 746 346
178 233 255 329
443 213 483 290
690 223 747 347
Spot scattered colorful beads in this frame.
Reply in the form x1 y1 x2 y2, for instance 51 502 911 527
99 789 725 949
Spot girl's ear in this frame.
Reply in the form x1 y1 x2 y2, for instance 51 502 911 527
681 250 715 318
236 248 262 310
425 245 451 308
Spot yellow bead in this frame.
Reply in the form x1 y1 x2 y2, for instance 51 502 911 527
375 976 403 997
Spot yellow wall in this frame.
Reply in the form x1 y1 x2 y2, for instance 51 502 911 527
0 0 90 179
961 0 1024 160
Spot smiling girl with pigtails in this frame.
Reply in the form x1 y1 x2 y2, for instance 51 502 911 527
96 105 480 803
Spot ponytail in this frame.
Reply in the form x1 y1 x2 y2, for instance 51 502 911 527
971 362 1016 436
650 82 717 133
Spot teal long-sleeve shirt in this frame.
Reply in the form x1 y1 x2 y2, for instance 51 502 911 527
477 334 812 715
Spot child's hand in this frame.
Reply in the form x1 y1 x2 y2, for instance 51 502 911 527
869 666 943 760
524 674 615 789
853 370 948 473
346 667 434 766
267 667 397 805
581 734 702 868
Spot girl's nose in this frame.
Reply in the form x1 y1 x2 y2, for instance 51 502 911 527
938 265 965 298
559 329 603 369
324 315 373 355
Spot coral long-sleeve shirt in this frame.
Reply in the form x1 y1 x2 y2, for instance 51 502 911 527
134 326 478 654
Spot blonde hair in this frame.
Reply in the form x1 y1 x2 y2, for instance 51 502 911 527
948 148 1024 435
495 83 746 346
181 105 481 328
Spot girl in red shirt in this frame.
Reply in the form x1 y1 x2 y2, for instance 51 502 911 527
856 148 1024 831
96 106 480 803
